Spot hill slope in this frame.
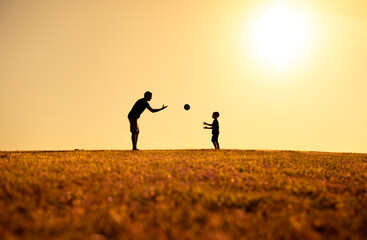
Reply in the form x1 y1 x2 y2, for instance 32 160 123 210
1 150 367 239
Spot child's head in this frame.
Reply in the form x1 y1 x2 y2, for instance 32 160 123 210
212 112 220 119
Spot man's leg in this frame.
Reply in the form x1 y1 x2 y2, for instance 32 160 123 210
129 117 139 150
134 132 139 150
131 133 134 149
131 133 137 150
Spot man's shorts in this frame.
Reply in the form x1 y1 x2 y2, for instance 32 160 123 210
212 133 219 142
128 117 139 133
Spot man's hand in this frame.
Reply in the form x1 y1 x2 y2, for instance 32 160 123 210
161 105 168 110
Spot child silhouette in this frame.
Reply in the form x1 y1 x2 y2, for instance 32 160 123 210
203 112 220 149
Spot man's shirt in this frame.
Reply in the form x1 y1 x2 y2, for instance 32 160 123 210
128 98 150 118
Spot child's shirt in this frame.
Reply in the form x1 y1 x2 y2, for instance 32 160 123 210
212 119 219 134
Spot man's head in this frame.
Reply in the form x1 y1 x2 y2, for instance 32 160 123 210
144 91 152 101
212 112 220 119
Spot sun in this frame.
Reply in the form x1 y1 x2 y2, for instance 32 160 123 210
249 2 312 71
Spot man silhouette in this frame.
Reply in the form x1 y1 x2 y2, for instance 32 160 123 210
128 91 167 150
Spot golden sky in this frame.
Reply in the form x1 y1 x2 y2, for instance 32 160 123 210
1 0 366 152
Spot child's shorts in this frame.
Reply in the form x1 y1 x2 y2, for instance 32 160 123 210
212 133 219 142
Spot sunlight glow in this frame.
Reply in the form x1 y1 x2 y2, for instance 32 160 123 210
249 2 313 71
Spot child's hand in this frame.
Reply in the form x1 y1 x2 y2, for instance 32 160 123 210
203 126 208 129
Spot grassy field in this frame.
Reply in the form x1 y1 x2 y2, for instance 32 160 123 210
0 150 367 240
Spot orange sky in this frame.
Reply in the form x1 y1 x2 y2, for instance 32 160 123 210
1 0 366 153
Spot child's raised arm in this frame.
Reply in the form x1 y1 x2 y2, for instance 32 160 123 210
203 122 212 129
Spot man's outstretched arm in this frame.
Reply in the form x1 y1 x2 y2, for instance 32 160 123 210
147 104 168 113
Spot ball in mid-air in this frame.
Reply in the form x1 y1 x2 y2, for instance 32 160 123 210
184 104 190 110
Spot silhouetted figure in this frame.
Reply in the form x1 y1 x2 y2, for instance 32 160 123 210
203 112 220 149
128 91 167 150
